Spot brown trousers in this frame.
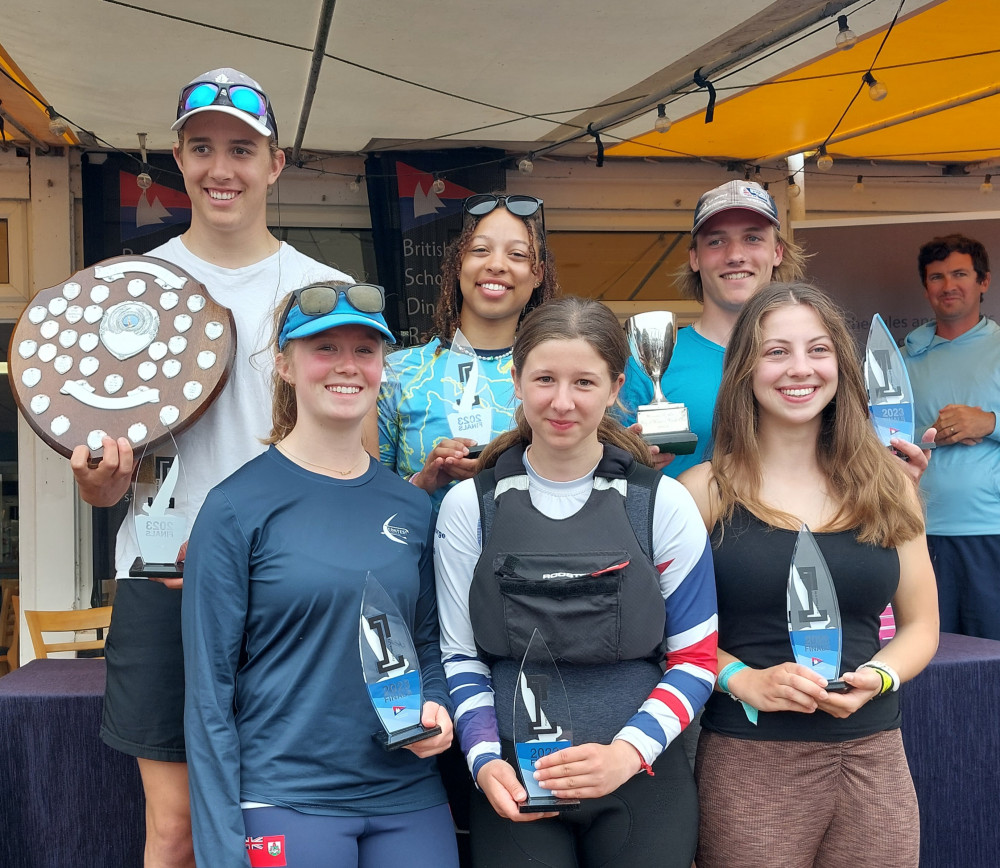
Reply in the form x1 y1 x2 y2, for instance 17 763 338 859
695 728 919 868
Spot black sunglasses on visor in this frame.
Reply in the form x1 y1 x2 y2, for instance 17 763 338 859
178 81 276 130
463 194 543 218
280 282 386 324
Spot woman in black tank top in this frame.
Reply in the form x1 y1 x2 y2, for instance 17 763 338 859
680 282 939 868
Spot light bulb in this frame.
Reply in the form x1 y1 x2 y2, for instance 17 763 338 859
863 72 888 102
787 177 801 198
46 107 69 137
835 15 857 50
853 175 865 193
431 176 445 195
136 172 153 190
348 175 362 193
654 104 672 134
518 157 534 176
816 150 834 172
981 175 993 194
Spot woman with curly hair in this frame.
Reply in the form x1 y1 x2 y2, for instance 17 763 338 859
377 193 558 509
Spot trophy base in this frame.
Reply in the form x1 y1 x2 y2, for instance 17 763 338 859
519 797 581 814
373 723 442 751
642 430 699 455
129 557 184 580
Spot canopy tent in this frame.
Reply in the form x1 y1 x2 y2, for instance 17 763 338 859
0 0 995 177
609 0 1000 169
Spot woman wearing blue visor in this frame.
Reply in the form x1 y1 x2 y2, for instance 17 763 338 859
182 282 458 868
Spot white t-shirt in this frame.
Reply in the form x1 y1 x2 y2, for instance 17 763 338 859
114 236 351 576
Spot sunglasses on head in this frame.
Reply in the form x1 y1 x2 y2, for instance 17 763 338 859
178 81 275 125
463 194 543 218
280 283 386 327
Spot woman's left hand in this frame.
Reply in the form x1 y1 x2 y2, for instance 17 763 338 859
404 701 454 758
532 740 641 801
814 667 883 719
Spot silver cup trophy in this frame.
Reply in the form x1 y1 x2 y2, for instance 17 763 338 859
625 312 698 455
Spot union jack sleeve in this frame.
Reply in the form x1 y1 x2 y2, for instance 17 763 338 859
614 480 718 766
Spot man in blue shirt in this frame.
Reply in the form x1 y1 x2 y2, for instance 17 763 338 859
903 234 1000 639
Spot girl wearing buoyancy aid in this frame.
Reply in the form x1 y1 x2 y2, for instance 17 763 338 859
434 296 719 867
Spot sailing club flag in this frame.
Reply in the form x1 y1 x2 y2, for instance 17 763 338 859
119 171 191 241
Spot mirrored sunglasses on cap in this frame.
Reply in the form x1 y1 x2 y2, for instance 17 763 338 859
463 194 543 217
178 81 274 125
280 282 384 323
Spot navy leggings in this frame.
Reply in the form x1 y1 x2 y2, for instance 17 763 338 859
242 803 459 868
468 737 697 868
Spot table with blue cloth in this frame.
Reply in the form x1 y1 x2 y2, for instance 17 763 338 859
0 636 996 867
0 658 144 868
901 632 1000 868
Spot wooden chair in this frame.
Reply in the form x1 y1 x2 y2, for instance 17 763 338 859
24 606 113 659
0 590 19 674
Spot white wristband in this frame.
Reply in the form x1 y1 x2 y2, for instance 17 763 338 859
860 659 900 693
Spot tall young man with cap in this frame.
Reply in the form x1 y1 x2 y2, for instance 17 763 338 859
70 68 352 867
618 180 807 476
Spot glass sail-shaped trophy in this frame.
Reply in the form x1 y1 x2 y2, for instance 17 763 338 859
360 572 441 750
513 629 580 812
865 313 918 449
787 525 846 691
444 328 493 458
128 429 188 579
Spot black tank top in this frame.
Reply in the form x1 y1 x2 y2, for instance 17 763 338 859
703 505 901 742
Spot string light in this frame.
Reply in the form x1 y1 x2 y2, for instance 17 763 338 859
853 175 865 193
654 104 672 134
518 156 534 175
348 175 362 192
46 106 68 137
431 174 445 195
863 72 888 102
816 147 834 171
981 174 993 194
835 15 857 50
787 175 801 198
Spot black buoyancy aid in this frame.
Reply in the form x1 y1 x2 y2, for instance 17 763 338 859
469 443 666 666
